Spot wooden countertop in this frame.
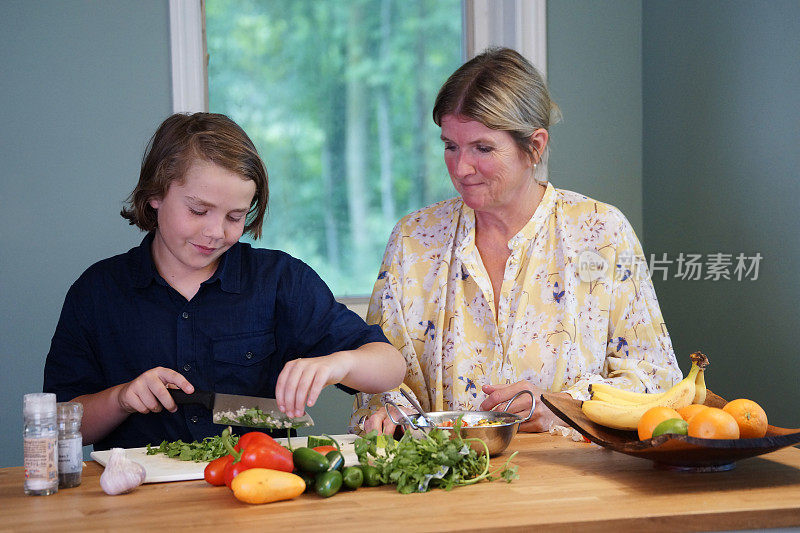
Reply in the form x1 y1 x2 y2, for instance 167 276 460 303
3 433 800 532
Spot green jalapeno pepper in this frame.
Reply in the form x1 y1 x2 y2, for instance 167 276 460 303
292 447 329 474
341 466 363 490
314 470 343 498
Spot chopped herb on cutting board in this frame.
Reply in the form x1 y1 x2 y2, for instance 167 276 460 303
145 433 238 462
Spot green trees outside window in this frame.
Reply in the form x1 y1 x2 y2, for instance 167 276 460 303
206 0 462 295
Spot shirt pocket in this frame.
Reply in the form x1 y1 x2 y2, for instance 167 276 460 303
212 331 277 395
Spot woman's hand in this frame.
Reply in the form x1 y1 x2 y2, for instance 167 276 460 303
116 366 194 414
480 382 566 433
275 353 351 418
363 404 413 435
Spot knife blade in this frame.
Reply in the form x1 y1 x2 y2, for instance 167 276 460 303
168 389 314 429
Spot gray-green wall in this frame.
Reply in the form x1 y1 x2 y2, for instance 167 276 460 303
642 0 800 427
0 1 172 467
548 0 644 235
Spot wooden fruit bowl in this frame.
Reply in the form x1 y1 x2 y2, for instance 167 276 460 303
541 391 800 471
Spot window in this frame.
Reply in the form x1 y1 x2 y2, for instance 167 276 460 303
205 0 462 296
170 0 546 297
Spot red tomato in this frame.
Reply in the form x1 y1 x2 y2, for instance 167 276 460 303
223 459 251 488
234 431 278 452
204 455 233 486
312 445 338 455
240 444 294 473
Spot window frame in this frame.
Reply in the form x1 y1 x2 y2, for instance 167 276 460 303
169 0 208 112
463 0 547 75
169 0 546 113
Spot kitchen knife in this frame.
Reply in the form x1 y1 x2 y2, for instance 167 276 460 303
168 389 314 429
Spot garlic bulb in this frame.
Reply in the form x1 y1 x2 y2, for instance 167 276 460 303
100 448 146 495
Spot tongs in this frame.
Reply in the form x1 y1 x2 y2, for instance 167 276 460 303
401 388 437 427
384 389 536 431
384 388 435 432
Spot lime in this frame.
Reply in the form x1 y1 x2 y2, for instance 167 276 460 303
651 417 688 437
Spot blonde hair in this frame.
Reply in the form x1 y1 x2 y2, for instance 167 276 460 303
432 47 560 183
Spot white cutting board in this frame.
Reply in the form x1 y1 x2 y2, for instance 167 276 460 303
91 434 359 483
91 447 207 483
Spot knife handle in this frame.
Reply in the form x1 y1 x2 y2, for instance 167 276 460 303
168 389 214 410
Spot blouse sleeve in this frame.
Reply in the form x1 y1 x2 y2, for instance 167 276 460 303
562 210 683 399
347 225 424 432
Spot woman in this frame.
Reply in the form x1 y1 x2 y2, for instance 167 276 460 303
350 48 681 435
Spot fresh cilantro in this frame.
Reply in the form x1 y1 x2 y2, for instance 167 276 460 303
145 433 238 462
354 425 519 494
500 465 519 482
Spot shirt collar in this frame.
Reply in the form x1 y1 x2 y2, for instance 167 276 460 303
130 232 158 289
457 182 557 252
509 182 556 248
129 232 243 293
206 241 242 294
456 200 477 258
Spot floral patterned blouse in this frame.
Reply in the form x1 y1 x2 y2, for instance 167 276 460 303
348 183 682 431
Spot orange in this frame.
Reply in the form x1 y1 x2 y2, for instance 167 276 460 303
638 406 682 440
687 407 740 439
722 398 768 439
677 404 708 423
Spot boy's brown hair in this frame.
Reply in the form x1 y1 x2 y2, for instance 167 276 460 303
121 113 269 239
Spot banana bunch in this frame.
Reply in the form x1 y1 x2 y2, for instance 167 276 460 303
581 352 709 431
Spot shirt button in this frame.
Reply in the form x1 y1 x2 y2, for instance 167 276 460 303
183 363 191 372
245 351 253 360
190 416 198 423
181 311 189 319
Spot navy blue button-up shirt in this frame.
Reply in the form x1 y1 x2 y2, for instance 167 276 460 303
44 233 388 450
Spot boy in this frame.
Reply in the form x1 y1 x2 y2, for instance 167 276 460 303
44 113 405 449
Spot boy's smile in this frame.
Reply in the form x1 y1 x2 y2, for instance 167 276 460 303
148 159 256 293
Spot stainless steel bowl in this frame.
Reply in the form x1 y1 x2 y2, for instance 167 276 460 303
386 390 535 456
408 410 524 456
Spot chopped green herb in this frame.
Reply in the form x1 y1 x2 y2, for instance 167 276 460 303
145 433 238 462
215 407 311 429
501 464 520 482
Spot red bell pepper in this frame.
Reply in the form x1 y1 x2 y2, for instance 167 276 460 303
214 428 295 487
204 454 234 486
